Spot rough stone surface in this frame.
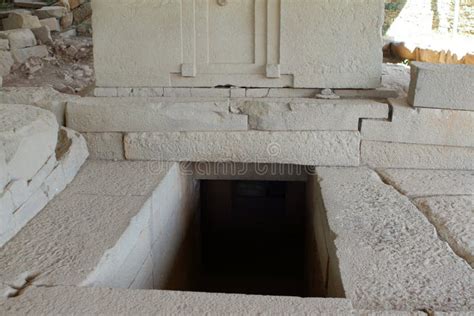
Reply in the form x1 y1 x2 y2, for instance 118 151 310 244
11 45 48 64
408 62 474 111
0 104 58 182
39 17 60 32
66 98 247 132
0 286 353 315
0 87 78 125
2 13 41 30
414 196 474 268
34 6 67 19
362 98 474 147
0 126 88 248
315 167 474 311
0 39 9 50
362 141 474 170
233 99 389 131
31 26 52 45
0 51 13 77
0 29 36 49
82 133 124 160
378 169 474 197
0 161 172 287
93 0 382 89
124 131 361 166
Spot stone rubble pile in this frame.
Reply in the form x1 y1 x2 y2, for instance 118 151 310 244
0 0 91 83
0 103 88 247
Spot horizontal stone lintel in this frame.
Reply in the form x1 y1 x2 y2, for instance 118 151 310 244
124 131 361 167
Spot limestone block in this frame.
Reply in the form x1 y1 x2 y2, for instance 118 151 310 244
13 188 49 235
0 191 14 240
314 167 474 311
57 128 89 184
0 39 9 50
414 196 474 268
378 169 474 197
230 88 246 98
234 99 389 131
124 131 361 166
362 98 474 147
39 18 60 32
93 0 382 89
362 141 474 170
0 87 77 125
0 149 8 191
0 285 354 314
408 62 474 111
0 51 13 77
2 13 41 30
6 155 57 209
11 45 48 64
34 6 67 19
0 29 36 49
0 104 58 182
82 133 124 161
66 98 248 132
31 26 53 45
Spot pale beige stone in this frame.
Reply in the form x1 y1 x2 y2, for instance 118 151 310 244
39 17 60 32
362 141 474 170
34 6 67 19
408 62 474 111
82 133 124 160
0 29 36 49
234 99 388 131
361 98 474 147
93 0 382 89
11 45 48 64
0 286 353 314
0 51 13 77
414 196 474 268
66 98 248 132
2 13 41 30
314 167 474 311
124 131 361 166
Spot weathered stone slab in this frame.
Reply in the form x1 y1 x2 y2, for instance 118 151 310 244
362 98 474 147
233 99 389 131
414 196 474 268
124 131 361 166
0 104 58 182
66 98 248 132
11 45 48 64
0 28 36 49
0 51 13 78
315 167 474 311
82 133 124 161
0 86 78 125
362 141 474 170
378 169 474 197
408 62 474 111
34 6 67 19
31 25 52 45
0 286 353 314
39 17 60 32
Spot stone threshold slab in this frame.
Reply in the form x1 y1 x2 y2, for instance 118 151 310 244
124 131 361 166
314 167 474 311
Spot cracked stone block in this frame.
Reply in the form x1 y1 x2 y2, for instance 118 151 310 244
414 196 474 268
408 62 474 111
124 131 361 166
66 98 248 132
233 99 389 131
362 98 474 147
314 167 474 311
0 104 58 182
377 169 474 197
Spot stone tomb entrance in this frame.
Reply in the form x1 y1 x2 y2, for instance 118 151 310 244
84 163 330 298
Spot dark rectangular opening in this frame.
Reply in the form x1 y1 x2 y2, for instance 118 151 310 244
196 180 314 297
